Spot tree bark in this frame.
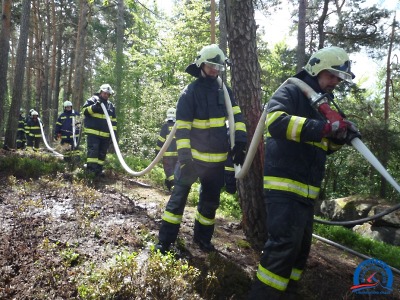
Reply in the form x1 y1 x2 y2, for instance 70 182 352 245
72 0 89 108
0 0 12 140
296 0 307 72
226 0 266 249
4 0 30 148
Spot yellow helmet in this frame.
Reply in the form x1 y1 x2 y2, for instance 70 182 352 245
304 46 354 82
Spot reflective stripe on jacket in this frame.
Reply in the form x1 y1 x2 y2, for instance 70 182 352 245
176 76 247 167
82 95 117 138
156 120 177 157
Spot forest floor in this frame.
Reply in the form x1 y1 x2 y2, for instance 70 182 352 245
0 151 400 299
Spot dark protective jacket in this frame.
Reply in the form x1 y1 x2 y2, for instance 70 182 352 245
55 109 80 140
82 94 117 138
264 73 343 204
25 118 42 138
156 120 177 157
17 115 26 140
176 76 247 167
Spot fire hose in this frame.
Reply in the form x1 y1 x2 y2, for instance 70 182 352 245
102 77 241 177
38 117 64 158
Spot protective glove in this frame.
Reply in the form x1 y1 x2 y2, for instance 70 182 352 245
345 121 362 145
322 120 348 140
179 159 196 173
230 142 246 166
91 101 103 114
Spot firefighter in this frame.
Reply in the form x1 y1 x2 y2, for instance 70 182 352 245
16 108 26 149
155 44 247 254
55 100 80 161
25 111 42 151
156 107 178 191
82 84 117 176
248 47 359 299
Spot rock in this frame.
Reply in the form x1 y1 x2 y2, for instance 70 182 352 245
353 223 400 246
370 205 400 228
319 196 380 222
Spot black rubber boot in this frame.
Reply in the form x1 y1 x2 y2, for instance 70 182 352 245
248 279 283 300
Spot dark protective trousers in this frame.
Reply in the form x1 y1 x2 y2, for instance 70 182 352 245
27 136 41 151
249 195 313 299
86 134 110 175
158 162 225 246
163 156 178 184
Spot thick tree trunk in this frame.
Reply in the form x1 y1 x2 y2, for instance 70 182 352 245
72 0 89 108
0 0 12 140
4 0 30 148
226 0 266 249
296 0 307 72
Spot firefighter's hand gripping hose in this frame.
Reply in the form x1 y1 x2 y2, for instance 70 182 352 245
101 103 176 176
38 118 64 158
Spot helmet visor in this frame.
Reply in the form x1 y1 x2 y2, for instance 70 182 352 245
330 60 354 82
204 61 225 71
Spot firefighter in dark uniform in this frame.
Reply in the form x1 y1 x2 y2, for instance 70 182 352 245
55 100 80 161
156 44 247 253
25 110 42 151
16 108 26 149
249 47 359 299
156 107 178 191
82 84 117 176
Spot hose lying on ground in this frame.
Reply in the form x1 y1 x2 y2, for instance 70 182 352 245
312 233 400 275
38 117 63 158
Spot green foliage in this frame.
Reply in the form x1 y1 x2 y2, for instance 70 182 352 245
77 249 205 299
0 153 65 179
219 191 242 219
314 223 400 269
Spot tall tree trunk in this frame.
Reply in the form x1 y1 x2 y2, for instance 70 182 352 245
0 0 12 140
296 0 307 72
317 0 329 49
226 0 265 249
380 15 396 198
114 0 124 137
42 0 51 139
26 18 33 111
72 0 89 108
4 0 30 148
219 0 228 61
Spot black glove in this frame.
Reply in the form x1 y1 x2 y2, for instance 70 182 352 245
345 121 362 145
91 102 103 114
231 142 246 166
179 158 194 170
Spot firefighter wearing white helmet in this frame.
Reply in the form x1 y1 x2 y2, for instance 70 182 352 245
155 45 247 254
248 46 358 299
55 100 80 160
303 46 355 83
82 84 117 176
25 110 42 151
16 108 26 149
156 107 178 191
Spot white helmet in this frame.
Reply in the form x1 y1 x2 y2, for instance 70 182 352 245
20 108 24 114
63 100 73 108
304 46 354 83
31 111 39 116
98 84 114 95
166 108 176 121
185 44 227 77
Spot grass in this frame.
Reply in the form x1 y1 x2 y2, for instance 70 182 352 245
313 222 400 269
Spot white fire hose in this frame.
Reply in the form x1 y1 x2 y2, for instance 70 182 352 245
101 103 177 176
38 117 64 158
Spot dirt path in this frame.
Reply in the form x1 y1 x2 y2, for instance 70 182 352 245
0 174 399 299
